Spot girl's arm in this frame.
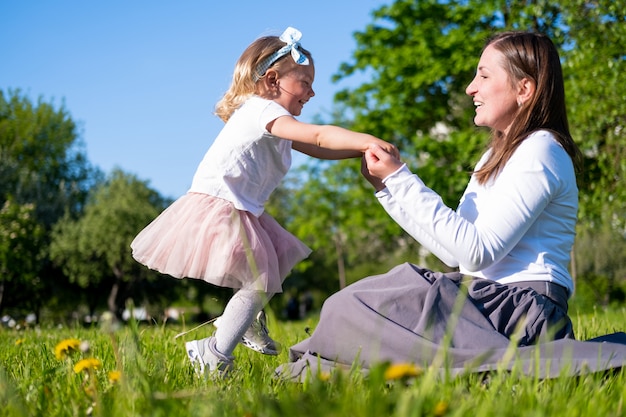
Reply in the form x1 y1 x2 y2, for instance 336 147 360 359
292 141 361 159
268 115 398 158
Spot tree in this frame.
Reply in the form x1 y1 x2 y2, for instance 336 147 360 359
330 0 579 204
0 90 97 227
0 90 98 320
50 169 169 318
560 0 626 229
0 199 45 316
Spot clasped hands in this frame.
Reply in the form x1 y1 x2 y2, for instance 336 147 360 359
361 144 405 192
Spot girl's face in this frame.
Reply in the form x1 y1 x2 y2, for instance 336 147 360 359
465 45 520 135
274 64 316 116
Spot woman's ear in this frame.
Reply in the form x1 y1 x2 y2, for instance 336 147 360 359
517 77 536 106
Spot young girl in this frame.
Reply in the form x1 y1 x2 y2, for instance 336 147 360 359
130 27 398 377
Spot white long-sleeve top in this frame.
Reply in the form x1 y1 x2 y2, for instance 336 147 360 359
376 130 578 295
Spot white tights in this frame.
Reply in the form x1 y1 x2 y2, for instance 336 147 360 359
214 289 269 356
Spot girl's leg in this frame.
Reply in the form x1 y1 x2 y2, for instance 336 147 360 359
214 289 268 356
214 288 280 355
186 289 269 377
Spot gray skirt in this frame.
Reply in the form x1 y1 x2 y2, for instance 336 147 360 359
276 263 626 380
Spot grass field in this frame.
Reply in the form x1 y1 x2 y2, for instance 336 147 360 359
1 306 625 417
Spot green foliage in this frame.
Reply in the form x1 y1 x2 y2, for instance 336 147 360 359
0 89 99 319
573 222 626 308
49 170 169 316
0 199 45 277
334 0 484 144
1 308 625 416
0 199 46 313
0 89 97 227
560 0 626 228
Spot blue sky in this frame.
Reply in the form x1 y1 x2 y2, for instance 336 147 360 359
1 1 388 198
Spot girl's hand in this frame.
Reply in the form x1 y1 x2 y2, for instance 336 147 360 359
363 144 404 185
370 139 400 159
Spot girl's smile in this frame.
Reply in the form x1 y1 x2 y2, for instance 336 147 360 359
275 65 316 116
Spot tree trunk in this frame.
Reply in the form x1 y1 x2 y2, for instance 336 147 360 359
108 279 120 318
334 233 346 290
0 279 4 316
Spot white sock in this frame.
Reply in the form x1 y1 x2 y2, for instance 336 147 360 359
214 289 268 356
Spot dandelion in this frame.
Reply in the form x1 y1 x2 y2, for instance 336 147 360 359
15 338 25 346
434 400 449 416
74 358 102 374
383 363 423 381
108 370 122 383
84 385 97 397
55 338 81 360
317 371 331 382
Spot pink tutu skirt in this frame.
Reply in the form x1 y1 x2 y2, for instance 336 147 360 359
130 193 312 293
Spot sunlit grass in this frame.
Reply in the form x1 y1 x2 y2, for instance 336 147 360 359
1 307 625 416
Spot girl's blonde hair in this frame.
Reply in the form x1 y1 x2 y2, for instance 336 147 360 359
215 35 314 122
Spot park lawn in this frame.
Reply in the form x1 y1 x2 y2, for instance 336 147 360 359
1 307 625 417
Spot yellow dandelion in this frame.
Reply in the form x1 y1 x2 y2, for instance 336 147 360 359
73 358 102 373
84 385 97 397
434 400 449 416
54 338 81 360
15 338 25 346
108 370 122 383
383 363 423 381
317 371 331 382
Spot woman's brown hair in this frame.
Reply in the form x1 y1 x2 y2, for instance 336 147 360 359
474 31 582 184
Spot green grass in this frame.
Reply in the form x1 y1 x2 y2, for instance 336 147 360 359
1 307 625 417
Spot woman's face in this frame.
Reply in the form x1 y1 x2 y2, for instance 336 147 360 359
466 44 520 135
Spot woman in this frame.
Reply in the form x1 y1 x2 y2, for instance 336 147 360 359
277 31 626 380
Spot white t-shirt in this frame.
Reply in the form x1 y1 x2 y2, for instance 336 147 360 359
376 130 578 294
189 96 293 217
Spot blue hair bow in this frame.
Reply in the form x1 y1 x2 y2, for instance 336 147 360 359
254 27 310 81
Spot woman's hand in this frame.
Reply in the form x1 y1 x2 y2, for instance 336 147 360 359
361 144 404 191
361 155 385 191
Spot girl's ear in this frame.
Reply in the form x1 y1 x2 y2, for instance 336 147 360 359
259 69 280 99
265 69 279 87
517 77 536 106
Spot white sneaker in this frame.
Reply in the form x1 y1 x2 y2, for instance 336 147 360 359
214 310 281 356
185 336 234 378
